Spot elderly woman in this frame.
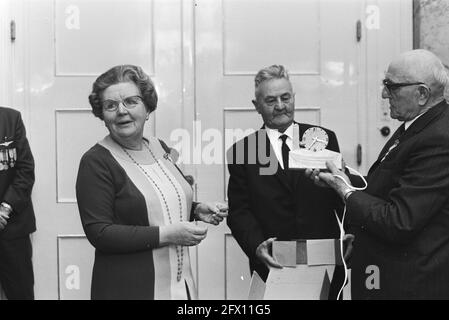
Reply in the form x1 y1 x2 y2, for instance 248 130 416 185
76 65 227 300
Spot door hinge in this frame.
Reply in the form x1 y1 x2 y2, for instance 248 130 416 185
356 20 362 42
356 144 362 166
10 20 16 42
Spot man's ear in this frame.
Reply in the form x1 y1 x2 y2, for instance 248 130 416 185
417 86 431 106
418 85 431 98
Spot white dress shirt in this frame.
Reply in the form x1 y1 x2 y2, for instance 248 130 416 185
404 110 427 130
266 123 295 170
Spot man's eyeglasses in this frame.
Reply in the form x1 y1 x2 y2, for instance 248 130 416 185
264 94 293 107
382 79 429 95
102 95 143 112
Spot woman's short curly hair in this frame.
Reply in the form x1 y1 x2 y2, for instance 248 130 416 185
88 65 158 120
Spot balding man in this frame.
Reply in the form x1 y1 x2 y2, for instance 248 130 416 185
310 49 449 299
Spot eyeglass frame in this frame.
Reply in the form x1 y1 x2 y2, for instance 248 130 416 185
102 95 144 112
382 79 431 96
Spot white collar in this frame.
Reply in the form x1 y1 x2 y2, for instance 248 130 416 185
266 122 294 141
404 110 427 130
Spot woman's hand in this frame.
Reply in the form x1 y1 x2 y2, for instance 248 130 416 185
194 202 228 225
159 221 208 247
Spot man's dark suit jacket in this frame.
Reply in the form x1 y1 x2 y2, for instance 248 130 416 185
0 107 35 239
347 101 449 299
227 122 342 280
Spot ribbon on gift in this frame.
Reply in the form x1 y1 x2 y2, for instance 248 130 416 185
272 239 343 267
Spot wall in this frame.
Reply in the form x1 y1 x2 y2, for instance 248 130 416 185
414 0 449 99
414 0 449 65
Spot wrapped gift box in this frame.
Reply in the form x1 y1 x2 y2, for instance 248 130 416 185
248 239 349 300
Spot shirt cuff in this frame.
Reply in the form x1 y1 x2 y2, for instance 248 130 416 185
190 202 200 221
0 201 13 214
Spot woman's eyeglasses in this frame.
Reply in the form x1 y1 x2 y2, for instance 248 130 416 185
102 95 143 112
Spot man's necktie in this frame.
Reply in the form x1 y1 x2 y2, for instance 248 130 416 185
280 134 290 170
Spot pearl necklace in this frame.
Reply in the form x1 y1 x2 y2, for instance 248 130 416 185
121 141 184 281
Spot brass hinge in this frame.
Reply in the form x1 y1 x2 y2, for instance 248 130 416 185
356 20 362 42
10 20 16 42
356 144 362 166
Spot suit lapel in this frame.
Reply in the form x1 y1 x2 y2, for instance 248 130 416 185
377 125 404 160
257 127 293 193
367 124 405 175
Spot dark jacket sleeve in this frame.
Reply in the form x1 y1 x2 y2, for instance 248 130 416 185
3 112 35 213
346 138 449 244
76 149 159 253
226 145 265 261
348 174 366 188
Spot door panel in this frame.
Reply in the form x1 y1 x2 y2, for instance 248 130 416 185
224 234 250 300
54 0 154 76
55 110 108 203
223 0 321 75
57 236 94 299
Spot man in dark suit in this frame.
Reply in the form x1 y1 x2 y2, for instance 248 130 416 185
0 106 36 300
226 65 344 298
313 49 449 299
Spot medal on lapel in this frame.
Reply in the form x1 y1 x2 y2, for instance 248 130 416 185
0 139 16 170
163 148 179 164
8 148 17 167
380 139 400 162
0 149 5 170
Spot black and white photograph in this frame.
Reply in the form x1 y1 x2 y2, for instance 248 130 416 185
1 0 449 304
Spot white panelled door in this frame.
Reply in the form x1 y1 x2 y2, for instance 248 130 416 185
22 0 189 299
193 0 363 299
